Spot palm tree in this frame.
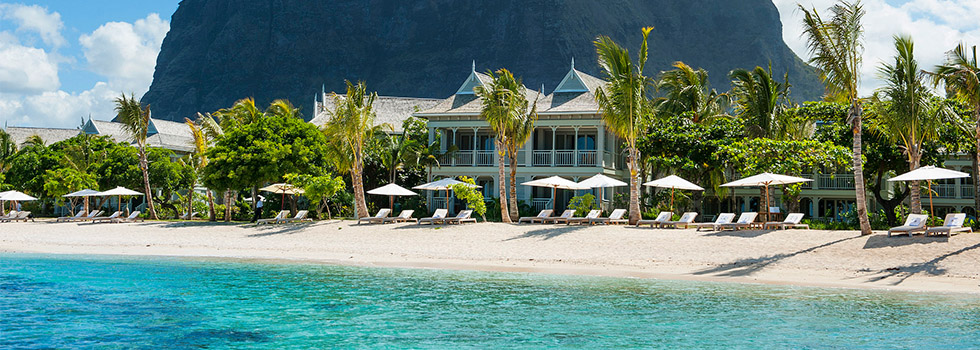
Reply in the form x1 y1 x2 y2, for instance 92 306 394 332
730 65 791 138
379 132 422 183
475 68 539 222
871 36 954 214
185 115 218 221
114 93 158 220
656 62 728 123
322 81 385 218
929 43 980 215
799 0 872 235
594 27 655 225
0 130 15 174
197 112 232 221
21 135 46 148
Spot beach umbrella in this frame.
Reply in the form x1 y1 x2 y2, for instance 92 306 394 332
64 189 100 215
0 191 37 215
577 174 627 209
644 175 705 211
721 173 812 222
888 166 970 218
413 178 480 210
367 183 417 211
522 176 588 210
96 187 143 213
260 183 305 211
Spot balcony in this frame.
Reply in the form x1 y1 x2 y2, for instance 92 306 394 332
962 185 974 199
817 174 855 190
531 198 552 212
436 150 526 167
923 184 956 199
532 150 600 167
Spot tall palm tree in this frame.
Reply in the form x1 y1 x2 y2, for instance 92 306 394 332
594 27 655 225
114 93 158 220
476 69 539 222
379 132 422 184
871 36 953 214
21 135 46 148
730 65 791 138
656 62 728 124
799 0 872 235
929 43 980 214
475 69 516 222
0 130 16 174
322 81 384 218
185 115 217 221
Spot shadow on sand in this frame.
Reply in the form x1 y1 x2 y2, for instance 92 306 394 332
701 229 776 239
694 235 862 277
861 240 980 285
503 224 589 241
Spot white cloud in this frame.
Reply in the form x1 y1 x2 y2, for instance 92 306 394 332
0 40 60 94
79 13 169 94
0 13 169 128
0 3 66 48
774 0 980 96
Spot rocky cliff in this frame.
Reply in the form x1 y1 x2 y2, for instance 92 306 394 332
143 0 822 121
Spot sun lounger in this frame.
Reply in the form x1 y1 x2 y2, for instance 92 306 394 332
636 211 673 228
660 212 698 229
694 213 736 231
357 208 391 224
717 212 759 231
925 213 971 237
91 211 123 224
0 211 17 221
179 212 198 220
111 211 143 223
419 208 449 225
888 214 928 237
257 210 289 225
278 210 312 224
589 209 628 225
763 213 809 230
542 209 575 224
519 209 553 224
445 210 476 224
57 210 87 222
1 211 32 223
566 210 601 225
383 210 417 224
71 210 102 222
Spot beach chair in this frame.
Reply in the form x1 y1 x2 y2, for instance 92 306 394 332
419 208 449 225
542 209 576 224
445 210 476 224
589 209 628 225
566 210 601 225
278 210 312 224
763 213 809 230
383 210 417 224
660 212 698 229
72 210 102 222
519 209 553 224
694 213 736 231
91 211 123 224
0 210 18 222
636 211 673 228
1 211 32 223
57 210 87 222
111 211 143 223
925 213 971 237
257 210 289 225
179 212 197 220
888 214 928 237
717 212 759 231
357 208 391 225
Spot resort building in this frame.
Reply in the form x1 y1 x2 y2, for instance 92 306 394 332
4 117 195 155
414 61 629 213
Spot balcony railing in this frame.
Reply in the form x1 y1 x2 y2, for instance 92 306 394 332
962 185 975 199
817 174 854 190
924 184 956 199
437 149 604 168
555 150 575 167
475 150 495 167
578 150 597 167
531 198 552 212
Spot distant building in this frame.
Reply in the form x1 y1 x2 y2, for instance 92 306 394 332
311 92 439 133
4 117 195 154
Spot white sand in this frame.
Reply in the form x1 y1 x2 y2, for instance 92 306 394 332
2 219 978 294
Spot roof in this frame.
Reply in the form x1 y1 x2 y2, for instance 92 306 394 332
88 119 195 153
4 126 80 147
311 95 439 132
538 69 607 114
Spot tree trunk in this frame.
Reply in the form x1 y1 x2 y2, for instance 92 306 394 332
496 140 511 223
628 146 641 225
351 161 369 218
850 103 873 235
974 111 980 219
138 147 158 220
908 152 922 214
207 190 216 221
508 155 520 221
224 190 233 222
186 181 194 220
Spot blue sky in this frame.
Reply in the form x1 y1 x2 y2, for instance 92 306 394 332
1 0 979 128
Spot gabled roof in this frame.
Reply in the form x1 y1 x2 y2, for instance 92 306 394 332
4 126 80 147
418 85 544 116
311 95 440 132
539 64 607 114
455 61 490 95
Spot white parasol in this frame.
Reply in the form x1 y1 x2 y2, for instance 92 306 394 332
413 178 480 210
64 189 100 215
888 166 970 217
721 173 811 222
260 183 305 211
578 174 627 210
367 183 418 210
644 175 705 211
522 176 588 210
95 187 144 213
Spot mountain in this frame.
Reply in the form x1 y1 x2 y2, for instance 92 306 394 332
142 0 822 122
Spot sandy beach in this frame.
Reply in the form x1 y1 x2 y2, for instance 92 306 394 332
2 219 978 294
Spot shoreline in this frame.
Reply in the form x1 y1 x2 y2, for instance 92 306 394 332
2 220 979 295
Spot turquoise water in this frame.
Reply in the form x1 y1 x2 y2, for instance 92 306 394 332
2 254 979 349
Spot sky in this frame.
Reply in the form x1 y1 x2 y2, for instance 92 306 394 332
1 0 979 128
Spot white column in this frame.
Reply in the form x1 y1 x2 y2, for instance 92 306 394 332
573 127 580 167
450 128 458 166
596 124 605 169
523 130 533 167
550 126 558 167
472 127 479 166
